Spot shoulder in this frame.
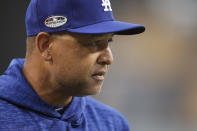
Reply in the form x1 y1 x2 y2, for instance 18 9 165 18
84 96 130 131
0 99 23 124
0 69 19 89
0 99 25 118
0 58 25 87
0 73 22 102
0 99 38 130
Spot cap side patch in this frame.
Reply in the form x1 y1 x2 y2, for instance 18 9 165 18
45 16 67 28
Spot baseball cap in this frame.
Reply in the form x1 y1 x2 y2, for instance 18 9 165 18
26 0 145 37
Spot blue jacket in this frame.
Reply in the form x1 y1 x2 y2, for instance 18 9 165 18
0 59 130 131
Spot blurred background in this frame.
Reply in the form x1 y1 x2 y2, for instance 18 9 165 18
0 0 197 131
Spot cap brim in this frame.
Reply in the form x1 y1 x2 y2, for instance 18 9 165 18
67 21 145 35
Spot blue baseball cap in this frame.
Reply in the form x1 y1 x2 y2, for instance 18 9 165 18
26 0 145 37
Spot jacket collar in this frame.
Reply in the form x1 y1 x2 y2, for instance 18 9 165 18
0 58 85 126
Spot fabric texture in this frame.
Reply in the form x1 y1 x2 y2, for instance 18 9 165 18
0 58 130 131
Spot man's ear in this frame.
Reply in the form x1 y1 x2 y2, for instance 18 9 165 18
35 32 53 61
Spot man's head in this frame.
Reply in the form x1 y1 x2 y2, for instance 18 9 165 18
25 31 113 96
24 0 145 97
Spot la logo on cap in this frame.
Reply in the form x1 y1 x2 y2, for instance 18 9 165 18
102 0 112 12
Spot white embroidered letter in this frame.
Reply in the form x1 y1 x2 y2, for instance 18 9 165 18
102 0 112 12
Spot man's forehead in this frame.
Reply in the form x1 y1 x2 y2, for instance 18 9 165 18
75 33 114 39
53 31 113 41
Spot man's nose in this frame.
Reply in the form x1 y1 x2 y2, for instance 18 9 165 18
97 47 113 65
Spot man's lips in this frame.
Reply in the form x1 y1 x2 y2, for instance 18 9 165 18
91 71 105 81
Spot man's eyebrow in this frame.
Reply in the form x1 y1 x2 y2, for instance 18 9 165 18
92 35 114 41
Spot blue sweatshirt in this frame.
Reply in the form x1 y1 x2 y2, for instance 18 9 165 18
0 59 130 131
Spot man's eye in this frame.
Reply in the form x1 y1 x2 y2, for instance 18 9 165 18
92 41 100 46
83 41 99 46
92 39 113 46
108 39 113 43
83 39 113 48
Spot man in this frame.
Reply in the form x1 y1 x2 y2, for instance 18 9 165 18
0 0 145 130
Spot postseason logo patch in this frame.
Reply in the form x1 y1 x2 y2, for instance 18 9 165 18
45 16 67 28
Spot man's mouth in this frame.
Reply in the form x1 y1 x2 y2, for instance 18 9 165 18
91 72 105 81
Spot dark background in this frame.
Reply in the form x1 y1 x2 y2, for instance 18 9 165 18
0 1 30 73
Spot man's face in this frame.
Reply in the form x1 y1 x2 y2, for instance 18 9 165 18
49 32 114 96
